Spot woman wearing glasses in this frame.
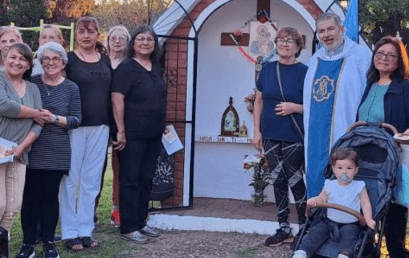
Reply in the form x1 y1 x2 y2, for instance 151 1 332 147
357 36 409 258
16 42 81 258
253 27 307 247
95 25 130 228
111 25 166 244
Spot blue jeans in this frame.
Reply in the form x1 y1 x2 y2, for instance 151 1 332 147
298 219 359 257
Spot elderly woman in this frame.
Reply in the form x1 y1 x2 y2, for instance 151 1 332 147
59 16 111 251
105 25 130 227
253 27 307 246
111 25 166 243
32 24 65 75
0 43 46 241
357 36 409 258
0 26 23 71
15 42 81 258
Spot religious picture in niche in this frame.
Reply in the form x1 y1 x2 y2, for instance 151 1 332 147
249 21 276 61
221 97 240 136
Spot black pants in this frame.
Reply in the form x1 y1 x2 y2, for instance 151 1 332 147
385 202 409 258
21 169 66 244
263 140 307 225
118 137 161 234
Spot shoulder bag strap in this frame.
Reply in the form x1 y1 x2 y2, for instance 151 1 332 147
276 63 304 140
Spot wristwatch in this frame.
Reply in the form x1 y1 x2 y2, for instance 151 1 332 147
53 114 59 124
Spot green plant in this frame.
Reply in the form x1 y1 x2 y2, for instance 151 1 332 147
243 155 270 206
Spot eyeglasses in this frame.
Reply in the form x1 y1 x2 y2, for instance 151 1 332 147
111 36 127 43
275 38 297 45
135 37 154 43
375 51 398 61
42 56 63 64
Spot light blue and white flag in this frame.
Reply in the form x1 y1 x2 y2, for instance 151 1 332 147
344 0 359 43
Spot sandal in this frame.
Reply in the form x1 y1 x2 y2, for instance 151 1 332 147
81 237 99 248
66 237 83 251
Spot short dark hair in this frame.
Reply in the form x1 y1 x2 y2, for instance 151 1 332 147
7 43 33 79
330 149 359 167
128 25 161 61
367 36 406 84
274 27 303 57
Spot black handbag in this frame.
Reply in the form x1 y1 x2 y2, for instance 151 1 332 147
150 145 175 201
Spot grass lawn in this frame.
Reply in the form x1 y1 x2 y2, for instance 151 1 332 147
8 159 145 258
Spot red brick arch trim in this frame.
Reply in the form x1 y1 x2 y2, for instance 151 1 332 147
170 0 323 37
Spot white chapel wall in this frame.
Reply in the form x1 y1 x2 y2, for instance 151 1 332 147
193 0 314 201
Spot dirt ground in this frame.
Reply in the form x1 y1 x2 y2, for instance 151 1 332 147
106 229 292 258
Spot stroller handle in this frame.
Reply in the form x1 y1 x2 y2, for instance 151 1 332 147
348 121 398 135
306 202 366 227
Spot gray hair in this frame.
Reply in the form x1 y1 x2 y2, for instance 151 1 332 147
106 25 131 55
315 13 343 29
37 42 68 65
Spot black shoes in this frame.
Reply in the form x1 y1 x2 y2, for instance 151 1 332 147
265 227 294 247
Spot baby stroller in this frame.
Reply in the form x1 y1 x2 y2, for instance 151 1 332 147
292 122 401 258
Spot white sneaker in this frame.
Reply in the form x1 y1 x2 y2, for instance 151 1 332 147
292 250 307 258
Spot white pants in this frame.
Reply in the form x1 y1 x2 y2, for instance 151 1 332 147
59 125 109 239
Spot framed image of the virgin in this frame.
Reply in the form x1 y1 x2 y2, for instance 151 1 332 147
248 21 277 61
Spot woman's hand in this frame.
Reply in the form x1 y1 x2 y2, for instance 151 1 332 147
39 109 54 124
253 131 262 153
32 109 50 126
113 131 126 151
5 145 24 160
275 102 303 116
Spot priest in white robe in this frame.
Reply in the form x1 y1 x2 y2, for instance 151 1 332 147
303 13 372 198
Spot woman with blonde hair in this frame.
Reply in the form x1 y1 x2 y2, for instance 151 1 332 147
0 26 23 71
32 24 66 75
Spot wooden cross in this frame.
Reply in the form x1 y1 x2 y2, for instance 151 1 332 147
219 0 272 82
257 0 270 23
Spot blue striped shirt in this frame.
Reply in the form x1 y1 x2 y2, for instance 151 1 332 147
28 75 81 171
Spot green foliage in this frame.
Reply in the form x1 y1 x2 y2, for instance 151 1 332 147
91 0 171 33
4 0 47 50
342 0 409 45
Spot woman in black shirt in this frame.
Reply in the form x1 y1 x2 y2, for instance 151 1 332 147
112 25 167 244
59 16 111 251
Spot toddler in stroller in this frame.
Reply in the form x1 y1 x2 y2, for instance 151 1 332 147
292 149 375 258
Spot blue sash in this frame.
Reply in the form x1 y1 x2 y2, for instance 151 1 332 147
307 58 345 198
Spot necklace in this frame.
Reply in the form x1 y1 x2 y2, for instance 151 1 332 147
44 83 56 96
77 49 101 75
42 75 63 96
